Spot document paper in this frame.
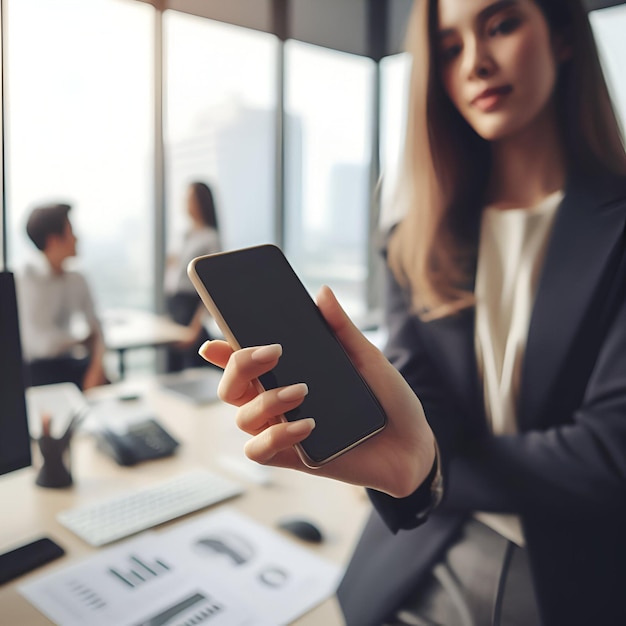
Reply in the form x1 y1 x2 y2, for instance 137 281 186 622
19 507 341 626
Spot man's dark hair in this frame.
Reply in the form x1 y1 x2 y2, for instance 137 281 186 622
26 203 72 251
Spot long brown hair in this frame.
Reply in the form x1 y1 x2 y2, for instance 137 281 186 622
190 181 219 230
387 0 626 321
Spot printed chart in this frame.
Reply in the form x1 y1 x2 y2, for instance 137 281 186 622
20 508 341 626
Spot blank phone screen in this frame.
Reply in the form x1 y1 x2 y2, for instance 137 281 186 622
191 245 387 465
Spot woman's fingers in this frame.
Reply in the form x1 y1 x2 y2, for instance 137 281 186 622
199 341 284 407
199 316 433 494
220 344 282 403
243 418 316 465
235 382 309 435
201 337 315 468
198 339 232 368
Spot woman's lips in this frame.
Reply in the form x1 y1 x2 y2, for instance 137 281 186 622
472 85 513 112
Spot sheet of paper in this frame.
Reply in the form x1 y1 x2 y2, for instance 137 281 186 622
82 396 157 435
19 508 341 626
19 531 267 626
154 507 342 625
26 382 89 439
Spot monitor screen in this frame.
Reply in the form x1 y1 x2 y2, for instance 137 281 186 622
0 271 31 475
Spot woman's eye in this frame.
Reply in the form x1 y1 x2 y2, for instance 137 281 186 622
488 16 520 36
440 44 461 63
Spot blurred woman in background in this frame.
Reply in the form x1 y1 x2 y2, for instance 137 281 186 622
164 181 221 372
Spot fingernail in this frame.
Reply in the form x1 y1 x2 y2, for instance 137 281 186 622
198 340 211 355
286 418 316 435
251 344 283 362
277 383 308 402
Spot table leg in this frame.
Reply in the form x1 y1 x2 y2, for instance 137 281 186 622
118 348 126 379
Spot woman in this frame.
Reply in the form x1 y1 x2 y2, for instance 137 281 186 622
165 181 221 372
200 1 626 624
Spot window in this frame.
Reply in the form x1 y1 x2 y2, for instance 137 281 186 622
164 11 278 255
284 41 374 320
4 0 403 370
6 0 154 311
380 52 410 231
590 4 626 135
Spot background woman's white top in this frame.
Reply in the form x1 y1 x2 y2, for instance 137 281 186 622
164 226 221 296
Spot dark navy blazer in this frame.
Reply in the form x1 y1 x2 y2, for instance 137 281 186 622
338 170 626 626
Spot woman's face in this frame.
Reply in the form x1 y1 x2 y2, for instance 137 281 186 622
436 0 565 142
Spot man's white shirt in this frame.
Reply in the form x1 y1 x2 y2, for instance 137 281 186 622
16 255 102 362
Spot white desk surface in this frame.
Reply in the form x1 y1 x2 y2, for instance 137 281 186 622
102 308 191 352
0 378 371 625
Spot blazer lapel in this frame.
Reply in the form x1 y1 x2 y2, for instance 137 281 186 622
419 304 486 428
519 172 626 428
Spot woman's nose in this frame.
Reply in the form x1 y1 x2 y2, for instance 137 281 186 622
476 63 492 78
465 38 496 80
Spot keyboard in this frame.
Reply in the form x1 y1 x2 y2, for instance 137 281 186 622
57 469 244 547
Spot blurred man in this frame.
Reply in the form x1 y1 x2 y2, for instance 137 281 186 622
17 202 108 390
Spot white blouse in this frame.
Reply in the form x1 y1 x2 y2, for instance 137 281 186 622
474 189 563 546
164 226 221 296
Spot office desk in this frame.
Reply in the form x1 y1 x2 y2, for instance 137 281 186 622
102 308 191 378
0 379 371 625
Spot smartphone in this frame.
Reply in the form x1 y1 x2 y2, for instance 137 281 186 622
188 244 387 468
0 536 65 584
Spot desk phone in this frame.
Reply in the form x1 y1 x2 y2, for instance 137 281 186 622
95 418 179 466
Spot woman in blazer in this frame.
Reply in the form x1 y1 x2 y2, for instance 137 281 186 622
337 166 626 626
200 0 626 624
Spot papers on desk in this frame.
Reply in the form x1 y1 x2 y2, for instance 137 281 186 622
26 382 159 439
81 393 158 435
26 383 89 439
19 508 342 626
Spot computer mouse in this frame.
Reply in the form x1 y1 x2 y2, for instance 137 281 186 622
277 518 324 543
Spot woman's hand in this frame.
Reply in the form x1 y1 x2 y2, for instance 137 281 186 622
200 286 435 498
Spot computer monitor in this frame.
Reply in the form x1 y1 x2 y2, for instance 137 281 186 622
0 271 64 584
0 271 31 475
